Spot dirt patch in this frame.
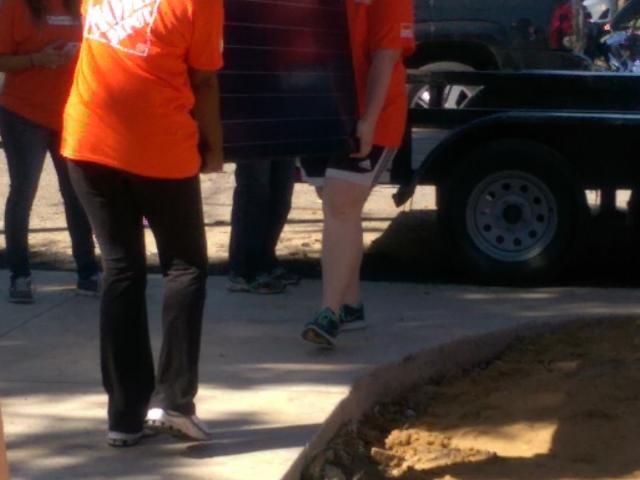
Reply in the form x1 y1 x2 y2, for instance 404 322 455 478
0 159 429 278
304 319 640 480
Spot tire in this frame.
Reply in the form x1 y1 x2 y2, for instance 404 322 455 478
438 140 587 283
409 62 480 109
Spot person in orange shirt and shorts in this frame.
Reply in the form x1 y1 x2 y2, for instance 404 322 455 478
62 0 224 446
0 0 100 303
301 0 415 347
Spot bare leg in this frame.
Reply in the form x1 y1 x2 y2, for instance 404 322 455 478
343 256 362 307
321 178 370 312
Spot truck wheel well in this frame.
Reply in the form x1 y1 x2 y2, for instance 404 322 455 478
427 131 574 185
407 42 499 71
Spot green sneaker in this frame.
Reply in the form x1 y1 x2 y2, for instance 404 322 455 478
339 303 366 332
302 308 340 347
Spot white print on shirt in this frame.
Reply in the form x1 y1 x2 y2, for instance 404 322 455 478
84 0 161 56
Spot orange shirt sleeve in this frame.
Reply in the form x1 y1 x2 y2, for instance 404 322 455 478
0 0 17 55
368 0 415 58
188 0 224 71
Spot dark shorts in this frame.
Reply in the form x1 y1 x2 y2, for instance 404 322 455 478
300 145 398 187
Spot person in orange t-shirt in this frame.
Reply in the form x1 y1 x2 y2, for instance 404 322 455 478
301 0 415 347
0 0 99 303
62 0 224 447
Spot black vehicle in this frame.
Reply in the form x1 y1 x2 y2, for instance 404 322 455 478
396 69 640 282
408 0 602 107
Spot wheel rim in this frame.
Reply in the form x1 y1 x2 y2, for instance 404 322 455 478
466 171 558 262
412 86 432 108
410 84 475 109
409 62 478 109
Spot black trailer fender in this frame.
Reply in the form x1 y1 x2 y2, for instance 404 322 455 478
394 111 640 207
394 113 525 207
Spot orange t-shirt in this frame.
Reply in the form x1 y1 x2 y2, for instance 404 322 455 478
62 0 224 179
0 0 82 131
346 0 415 148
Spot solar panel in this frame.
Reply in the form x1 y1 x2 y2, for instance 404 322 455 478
220 0 356 160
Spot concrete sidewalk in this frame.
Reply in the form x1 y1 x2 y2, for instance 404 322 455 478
2 271 640 480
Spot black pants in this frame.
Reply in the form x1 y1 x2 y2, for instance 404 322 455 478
68 161 208 433
0 107 97 281
229 158 295 280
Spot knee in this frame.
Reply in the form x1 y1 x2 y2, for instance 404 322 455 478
233 179 270 209
323 193 365 222
103 260 146 286
170 260 208 289
8 179 38 202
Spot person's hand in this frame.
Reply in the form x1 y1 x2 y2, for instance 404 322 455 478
31 41 71 69
350 118 375 158
200 145 224 174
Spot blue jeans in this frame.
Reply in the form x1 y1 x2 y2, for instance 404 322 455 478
0 107 98 281
229 158 295 280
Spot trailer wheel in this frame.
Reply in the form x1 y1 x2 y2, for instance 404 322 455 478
439 140 587 282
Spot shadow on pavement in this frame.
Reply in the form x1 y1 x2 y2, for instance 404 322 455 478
1 208 638 287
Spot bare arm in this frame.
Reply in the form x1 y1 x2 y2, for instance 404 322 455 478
189 69 223 174
0 42 73 73
352 48 402 158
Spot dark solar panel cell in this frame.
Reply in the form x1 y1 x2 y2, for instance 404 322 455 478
221 0 356 160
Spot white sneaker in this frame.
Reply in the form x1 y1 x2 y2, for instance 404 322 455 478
107 430 143 447
145 408 212 441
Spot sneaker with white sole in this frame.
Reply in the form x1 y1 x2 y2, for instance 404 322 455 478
301 308 340 348
339 303 367 331
107 430 144 447
145 408 212 441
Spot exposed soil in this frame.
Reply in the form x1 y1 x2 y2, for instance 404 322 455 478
304 319 640 480
0 159 438 279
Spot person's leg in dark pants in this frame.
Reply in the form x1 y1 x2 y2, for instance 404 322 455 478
228 160 285 293
48 138 99 283
0 107 49 282
262 158 296 272
136 176 208 416
229 159 271 279
68 161 155 435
